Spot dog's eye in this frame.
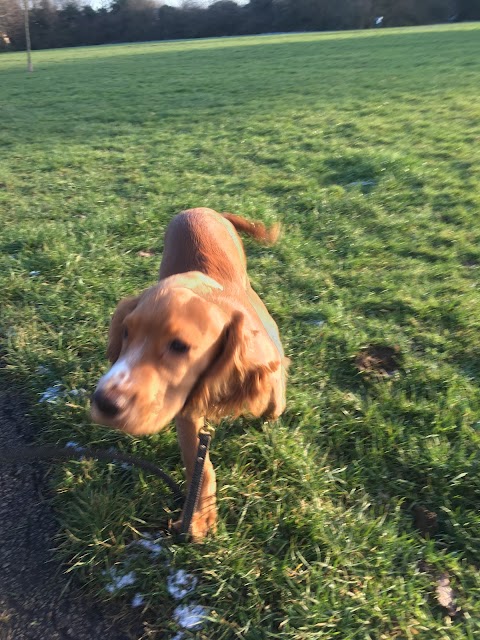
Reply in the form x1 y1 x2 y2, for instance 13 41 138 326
169 339 190 354
123 327 128 340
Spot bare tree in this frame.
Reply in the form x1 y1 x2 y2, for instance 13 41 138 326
23 0 33 70
0 0 21 49
0 0 17 30
0 0 12 22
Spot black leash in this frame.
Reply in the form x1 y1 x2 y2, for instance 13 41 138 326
0 434 212 539
179 430 212 537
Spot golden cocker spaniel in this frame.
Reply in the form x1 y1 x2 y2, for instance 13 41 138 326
91 208 287 539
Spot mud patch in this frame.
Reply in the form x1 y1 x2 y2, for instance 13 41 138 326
413 505 438 538
354 344 401 377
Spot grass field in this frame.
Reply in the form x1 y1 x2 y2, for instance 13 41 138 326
1 23 480 639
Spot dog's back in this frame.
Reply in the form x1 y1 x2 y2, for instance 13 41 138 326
159 208 278 288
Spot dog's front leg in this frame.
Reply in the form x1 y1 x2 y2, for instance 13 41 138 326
174 414 217 540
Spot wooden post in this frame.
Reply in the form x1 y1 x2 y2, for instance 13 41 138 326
23 0 32 73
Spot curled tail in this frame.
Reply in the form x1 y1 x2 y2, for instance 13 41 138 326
222 213 280 245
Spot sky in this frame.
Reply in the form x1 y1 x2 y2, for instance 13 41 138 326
88 0 207 7
87 0 249 7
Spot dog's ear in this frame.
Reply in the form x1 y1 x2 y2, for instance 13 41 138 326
184 312 282 420
106 296 139 363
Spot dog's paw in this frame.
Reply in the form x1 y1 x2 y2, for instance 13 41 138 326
189 507 218 541
172 504 217 541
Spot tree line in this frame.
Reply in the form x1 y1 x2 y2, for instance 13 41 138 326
1 0 479 52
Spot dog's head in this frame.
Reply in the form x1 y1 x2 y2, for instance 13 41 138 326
91 272 282 435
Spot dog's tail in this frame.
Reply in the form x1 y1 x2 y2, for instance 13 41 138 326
222 213 280 245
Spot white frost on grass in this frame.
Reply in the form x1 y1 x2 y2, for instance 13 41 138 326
347 180 376 188
135 538 164 557
39 384 64 403
65 441 86 453
102 538 207 633
68 388 87 398
174 604 207 630
131 593 145 608
35 365 51 375
103 567 137 594
167 569 198 600
129 532 166 559
107 446 132 471
305 319 325 328
167 567 209 634
38 384 87 404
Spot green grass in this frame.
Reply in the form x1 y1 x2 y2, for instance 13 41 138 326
1 23 480 639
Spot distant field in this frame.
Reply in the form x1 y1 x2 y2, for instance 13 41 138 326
1 23 480 639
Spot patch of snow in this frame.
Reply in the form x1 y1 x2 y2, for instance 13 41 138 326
128 532 167 560
38 385 87 405
68 388 87 398
65 441 85 452
35 365 51 375
174 604 207 630
347 180 376 188
134 538 164 558
131 593 145 608
106 447 132 470
103 567 137 594
39 384 64 404
167 570 198 600
305 319 325 327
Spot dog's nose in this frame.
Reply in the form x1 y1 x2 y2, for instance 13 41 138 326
92 389 125 417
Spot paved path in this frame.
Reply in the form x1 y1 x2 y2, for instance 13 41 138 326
0 388 144 640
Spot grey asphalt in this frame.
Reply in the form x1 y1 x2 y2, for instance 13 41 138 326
0 388 144 640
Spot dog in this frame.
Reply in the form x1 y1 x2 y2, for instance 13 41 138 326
91 208 287 539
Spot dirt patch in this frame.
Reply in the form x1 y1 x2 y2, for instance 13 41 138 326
413 505 438 538
354 344 402 377
0 387 144 640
